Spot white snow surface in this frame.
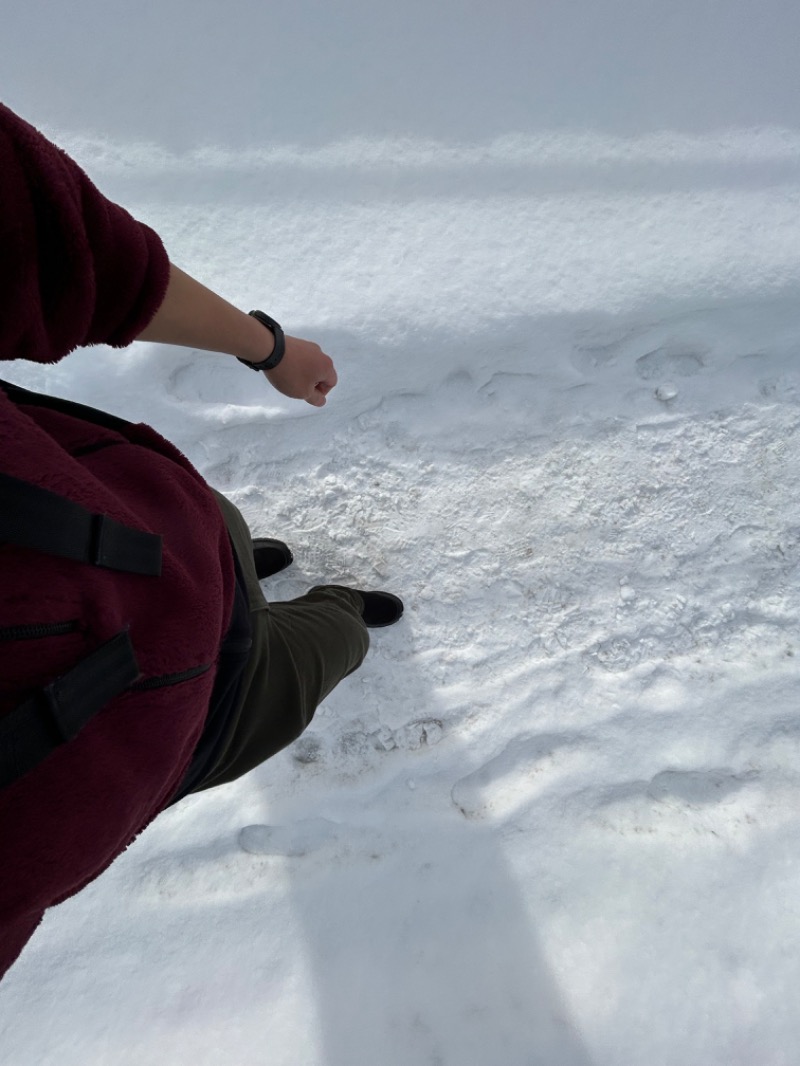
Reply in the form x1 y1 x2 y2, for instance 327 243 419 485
2 6 800 1065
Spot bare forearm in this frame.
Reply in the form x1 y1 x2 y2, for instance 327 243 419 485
136 263 338 407
137 264 273 363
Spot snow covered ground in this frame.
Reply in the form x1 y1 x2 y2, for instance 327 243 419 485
2 4 800 1064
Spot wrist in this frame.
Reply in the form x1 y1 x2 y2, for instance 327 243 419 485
238 311 276 363
236 311 285 372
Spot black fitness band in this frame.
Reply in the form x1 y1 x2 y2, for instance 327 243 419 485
237 310 286 372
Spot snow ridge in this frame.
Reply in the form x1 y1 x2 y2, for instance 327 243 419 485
53 127 800 175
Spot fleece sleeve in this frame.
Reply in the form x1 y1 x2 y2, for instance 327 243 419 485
0 102 170 364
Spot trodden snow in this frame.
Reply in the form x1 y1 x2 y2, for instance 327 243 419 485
2 4 800 1064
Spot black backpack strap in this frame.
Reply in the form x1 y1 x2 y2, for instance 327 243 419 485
0 377 134 433
0 630 141 788
0 472 162 576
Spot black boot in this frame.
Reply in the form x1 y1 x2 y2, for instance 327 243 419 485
252 538 293 579
356 590 404 628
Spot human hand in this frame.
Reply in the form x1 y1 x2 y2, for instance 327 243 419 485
265 335 338 407
136 264 337 405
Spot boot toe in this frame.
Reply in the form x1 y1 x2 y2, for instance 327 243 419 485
357 590 404 628
252 538 293 579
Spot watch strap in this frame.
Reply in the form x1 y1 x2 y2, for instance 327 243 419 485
237 310 286 372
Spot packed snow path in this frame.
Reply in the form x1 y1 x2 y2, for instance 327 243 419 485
2 129 800 1065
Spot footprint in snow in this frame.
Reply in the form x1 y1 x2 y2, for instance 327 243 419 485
292 718 444 770
451 733 583 819
564 767 762 839
592 636 642 671
635 344 706 381
646 768 758 807
239 817 340 857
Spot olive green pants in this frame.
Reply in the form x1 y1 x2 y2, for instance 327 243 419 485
191 491 369 792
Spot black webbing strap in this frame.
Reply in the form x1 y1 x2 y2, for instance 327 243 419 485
0 630 141 788
0 472 162 576
0 377 134 433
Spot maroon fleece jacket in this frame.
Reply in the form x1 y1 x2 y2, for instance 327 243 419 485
0 104 235 978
